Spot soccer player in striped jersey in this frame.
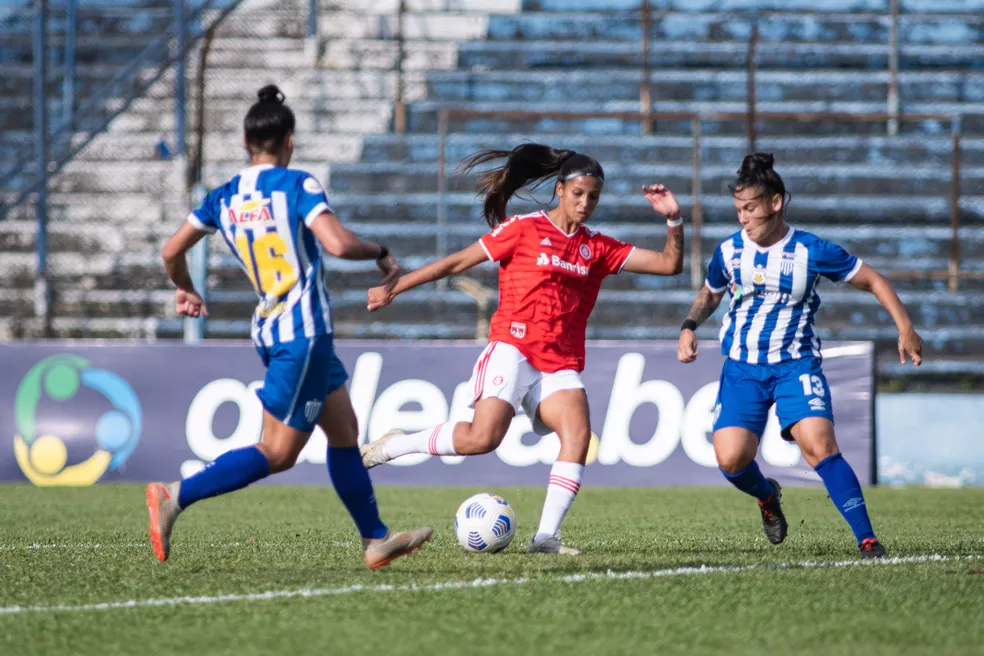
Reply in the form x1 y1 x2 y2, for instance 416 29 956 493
146 85 432 568
678 153 923 558
360 144 685 554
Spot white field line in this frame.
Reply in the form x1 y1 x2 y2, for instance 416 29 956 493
0 554 979 617
0 541 356 552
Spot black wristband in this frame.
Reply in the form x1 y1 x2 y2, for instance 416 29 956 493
681 319 698 332
376 244 389 260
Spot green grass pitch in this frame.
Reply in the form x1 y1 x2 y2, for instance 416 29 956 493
1 484 983 655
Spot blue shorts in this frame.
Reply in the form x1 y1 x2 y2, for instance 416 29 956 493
254 334 349 433
713 357 834 441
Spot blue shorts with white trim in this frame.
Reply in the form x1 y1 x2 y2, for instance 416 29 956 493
712 357 834 441
254 334 348 433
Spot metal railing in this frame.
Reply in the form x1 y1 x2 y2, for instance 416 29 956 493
435 108 971 292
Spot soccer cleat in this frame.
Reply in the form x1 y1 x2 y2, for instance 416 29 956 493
527 534 581 555
757 478 788 545
363 526 434 569
360 429 405 469
859 538 888 559
146 482 181 562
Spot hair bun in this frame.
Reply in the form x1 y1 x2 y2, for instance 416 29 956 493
741 152 775 174
256 84 285 104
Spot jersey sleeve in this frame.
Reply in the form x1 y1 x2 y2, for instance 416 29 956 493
186 188 221 234
297 175 333 227
704 245 729 293
813 239 863 283
596 233 636 275
480 216 525 262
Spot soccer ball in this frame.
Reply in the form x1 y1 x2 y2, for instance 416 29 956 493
454 493 517 553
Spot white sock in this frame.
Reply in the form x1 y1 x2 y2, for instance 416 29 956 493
535 461 584 539
384 423 458 458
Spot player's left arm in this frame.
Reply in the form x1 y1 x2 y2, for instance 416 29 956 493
621 184 684 276
161 221 209 318
848 264 923 366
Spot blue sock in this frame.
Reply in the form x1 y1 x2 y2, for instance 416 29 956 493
720 460 775 502
814 452 876 544
327 446 388 540
177 446 270 510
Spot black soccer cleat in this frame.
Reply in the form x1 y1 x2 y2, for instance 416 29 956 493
859 538 888 559
757 478 788 545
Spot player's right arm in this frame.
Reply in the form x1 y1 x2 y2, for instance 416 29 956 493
307 210 401 291
368 215 523 312
162 191 218 318
677 245 728 363
367 241 489 312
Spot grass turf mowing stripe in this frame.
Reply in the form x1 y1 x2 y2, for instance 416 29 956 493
1 554 978 617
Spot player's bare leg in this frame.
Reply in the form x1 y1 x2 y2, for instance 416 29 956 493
714 427 787 545
146 411 308 562
321 386 433 568
527 389 591 555
361 397 514 468
789 417 885 558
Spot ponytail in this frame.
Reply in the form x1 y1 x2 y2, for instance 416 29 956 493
458 143 604 228
731 152 790 213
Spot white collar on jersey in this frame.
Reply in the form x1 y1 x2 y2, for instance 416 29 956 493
240 163 275 175
741 225 796 253
540 210 583 238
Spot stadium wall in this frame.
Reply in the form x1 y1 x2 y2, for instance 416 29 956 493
0 341 873 488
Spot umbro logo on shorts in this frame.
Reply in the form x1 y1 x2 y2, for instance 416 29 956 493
809 398 826 411
304 400 323 423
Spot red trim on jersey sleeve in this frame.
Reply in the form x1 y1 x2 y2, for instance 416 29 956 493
480 215 526 262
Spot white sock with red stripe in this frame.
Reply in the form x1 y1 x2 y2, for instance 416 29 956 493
534 461 583 540
384 423 458 459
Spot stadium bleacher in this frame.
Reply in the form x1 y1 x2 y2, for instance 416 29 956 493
2 0 983 377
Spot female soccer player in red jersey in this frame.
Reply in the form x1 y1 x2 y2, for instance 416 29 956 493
360 144 684 554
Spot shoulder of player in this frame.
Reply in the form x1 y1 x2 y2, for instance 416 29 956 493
715 230 745 252
488 211 541 235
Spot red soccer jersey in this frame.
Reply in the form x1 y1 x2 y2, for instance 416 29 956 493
479 210 636 373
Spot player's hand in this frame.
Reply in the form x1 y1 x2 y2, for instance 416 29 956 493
642 184 681 222
175 288 208 318
678 329 698 363
376 254 402 294
898 327 923 366
367 285 394 312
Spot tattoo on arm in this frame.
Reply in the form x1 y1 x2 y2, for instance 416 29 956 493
672 230 683 252
686 287 721 327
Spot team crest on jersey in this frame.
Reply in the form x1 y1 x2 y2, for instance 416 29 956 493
228 198 274 227
751 265 767 286
510 322 526 339
780 253 796 276
578 244 592 260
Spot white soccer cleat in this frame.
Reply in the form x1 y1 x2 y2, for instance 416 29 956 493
360 429 404 469
146 482 181 562
527 533 581 555
363 526 434 569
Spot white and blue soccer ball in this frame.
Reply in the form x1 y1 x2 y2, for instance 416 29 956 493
454 493 517 553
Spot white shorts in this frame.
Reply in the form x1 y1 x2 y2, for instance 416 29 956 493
466 341 585 436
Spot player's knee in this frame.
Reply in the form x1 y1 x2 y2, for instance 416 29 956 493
263 444 301 474
466 424 506 454
717 452 751 475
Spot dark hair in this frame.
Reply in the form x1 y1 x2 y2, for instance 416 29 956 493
457 143 605 227
244 84 295 155
731 152 790 214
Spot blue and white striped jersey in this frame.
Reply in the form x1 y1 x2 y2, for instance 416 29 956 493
705 228 863 363
188 164 334 347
